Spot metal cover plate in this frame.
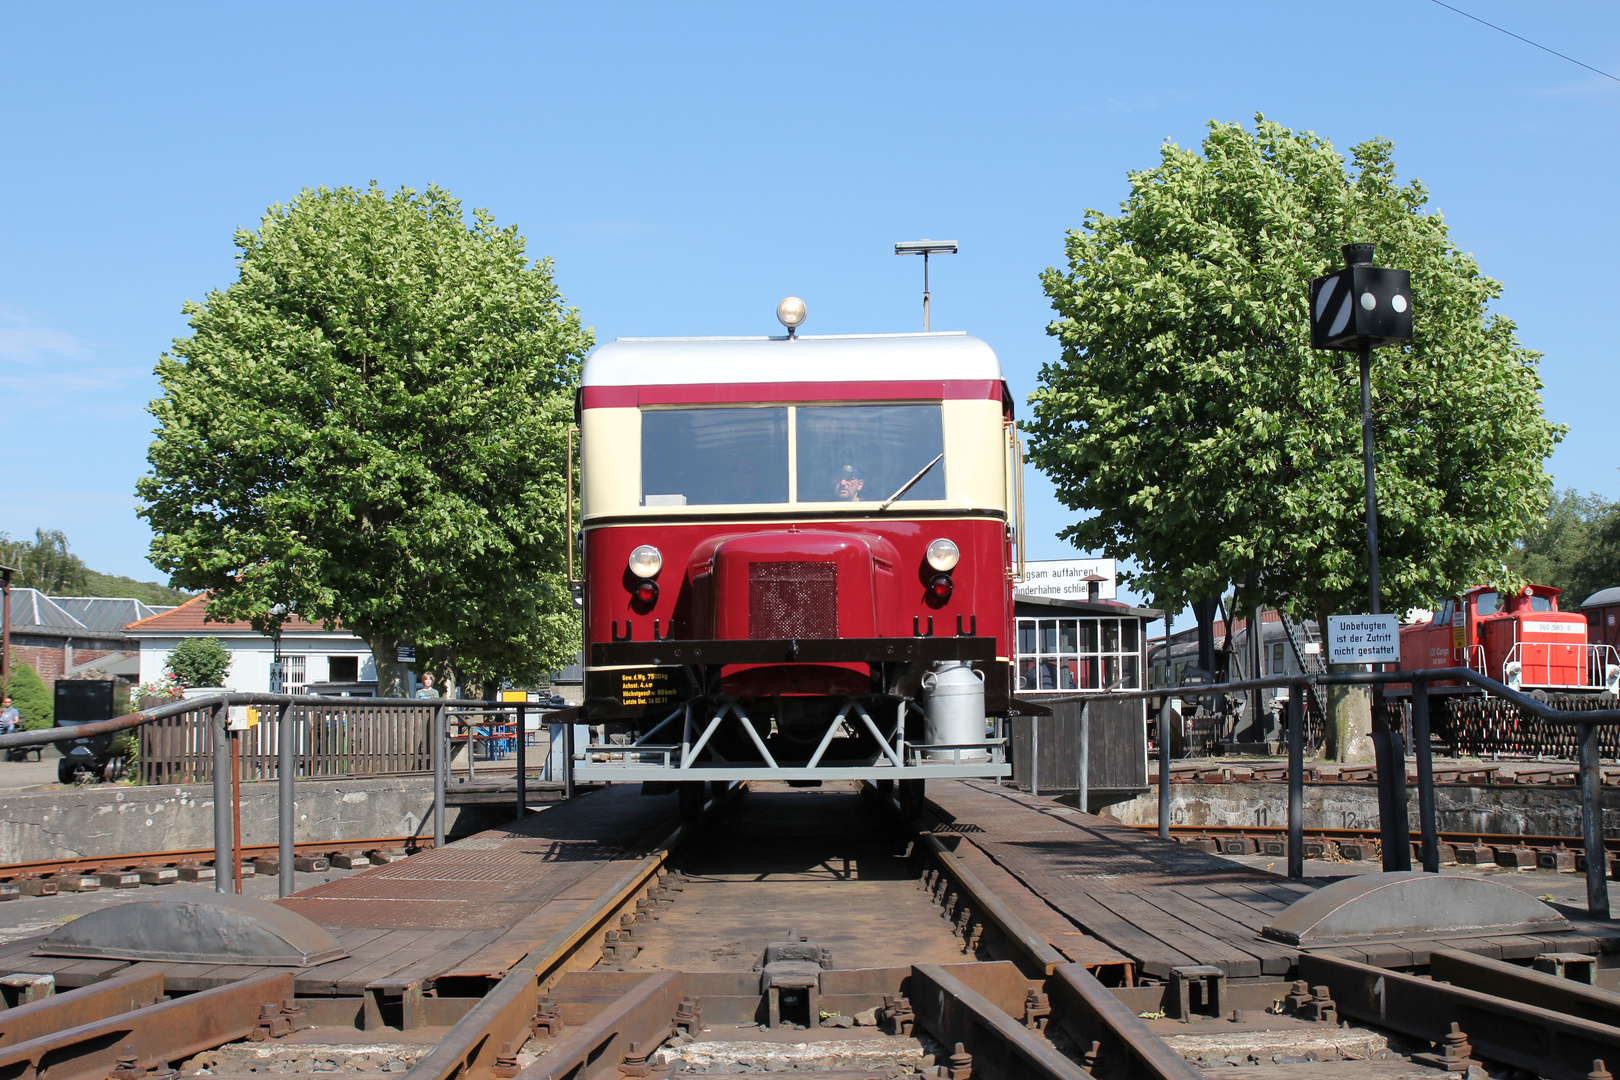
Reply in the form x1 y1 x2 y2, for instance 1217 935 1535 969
35 893 348 966
1262 871 1571 946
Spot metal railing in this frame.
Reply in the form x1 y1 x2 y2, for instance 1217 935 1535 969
0 693 579 900
1501 641 1620 690
1031 666 1620 917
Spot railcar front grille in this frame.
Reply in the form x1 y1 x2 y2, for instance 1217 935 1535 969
748 561 837 639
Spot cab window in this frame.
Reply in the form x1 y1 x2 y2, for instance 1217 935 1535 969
795 404 945 504
1530 595 1553 612
1432 600 1454 628
641 407 789 506
1474 591 1499 616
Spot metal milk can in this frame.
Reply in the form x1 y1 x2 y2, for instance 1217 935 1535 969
920 661 990 762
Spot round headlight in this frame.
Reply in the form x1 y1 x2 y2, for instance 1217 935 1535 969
776 296 807 329
926 538 960 572
628 545 663 578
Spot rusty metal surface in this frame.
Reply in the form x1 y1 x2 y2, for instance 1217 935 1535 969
1300 951 1620 1080
0 970 292 1080
917 831 1066 977
516 972 684 1080
1046 963 1202 1080
1429 948 1620 1029
908 964 1090 1080
0 970 165 1047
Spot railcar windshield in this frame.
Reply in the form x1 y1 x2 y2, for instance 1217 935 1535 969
641 407 789 505
639 403 945 507
795 404 945 504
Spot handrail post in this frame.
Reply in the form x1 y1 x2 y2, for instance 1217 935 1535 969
1413 681 1439 873
563 718 576 800
515 702 527 821
1580 722 1609 918
1372 686 1411 872
1077 700 1090 815
277 702 294 898
1157 698 1171 841
1287 688 1304 880
211 699 232 894
432 703 446 848
1031 713 1040 799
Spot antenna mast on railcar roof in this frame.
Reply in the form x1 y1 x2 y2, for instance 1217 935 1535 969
895 239 958 332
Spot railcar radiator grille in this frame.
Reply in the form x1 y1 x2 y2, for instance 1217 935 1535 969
748 561 837 639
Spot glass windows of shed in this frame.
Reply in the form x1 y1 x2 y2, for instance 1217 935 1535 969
1015 616 1141 693
284 655 306 694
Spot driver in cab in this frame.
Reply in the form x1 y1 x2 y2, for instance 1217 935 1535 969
834 463 864 501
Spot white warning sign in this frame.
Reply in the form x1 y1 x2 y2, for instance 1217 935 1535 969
1327 614 1401 665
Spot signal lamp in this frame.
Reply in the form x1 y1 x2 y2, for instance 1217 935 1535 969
928 574 953 601
635 580 659 604
628 545 662 578
926 538 960 572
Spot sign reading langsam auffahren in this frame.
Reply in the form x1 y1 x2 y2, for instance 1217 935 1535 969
1326 614 1401 665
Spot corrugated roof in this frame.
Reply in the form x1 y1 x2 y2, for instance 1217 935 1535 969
2 589 88 634
1583 587 1620 610
51 597 161 632
122 594 338 635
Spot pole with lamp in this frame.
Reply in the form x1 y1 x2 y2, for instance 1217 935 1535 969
1308 242 1413 871
894 240 958 332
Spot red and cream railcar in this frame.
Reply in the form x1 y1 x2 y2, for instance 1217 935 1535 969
573 330 1022 794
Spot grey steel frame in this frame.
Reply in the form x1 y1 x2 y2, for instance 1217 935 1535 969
572 694 1009 782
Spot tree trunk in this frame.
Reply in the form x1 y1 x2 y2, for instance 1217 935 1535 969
364 632 410 698
1316 603 1373 762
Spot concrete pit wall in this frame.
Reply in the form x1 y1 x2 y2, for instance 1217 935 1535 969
1099 781 1620 840
0 777 513 865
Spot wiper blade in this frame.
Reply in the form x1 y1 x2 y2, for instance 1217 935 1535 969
879 453 944 511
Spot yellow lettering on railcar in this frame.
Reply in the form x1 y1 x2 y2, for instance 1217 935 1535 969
619 669 681 706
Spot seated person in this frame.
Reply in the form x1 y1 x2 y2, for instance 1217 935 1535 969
834 463 864 501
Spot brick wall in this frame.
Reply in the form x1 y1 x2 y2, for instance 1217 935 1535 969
7 645 65 683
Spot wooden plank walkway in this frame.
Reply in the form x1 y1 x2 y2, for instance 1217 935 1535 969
921 779 1620 980
0 784 680 993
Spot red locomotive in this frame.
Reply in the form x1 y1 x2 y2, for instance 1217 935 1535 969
572 314 1022 808
1396 583 1618 695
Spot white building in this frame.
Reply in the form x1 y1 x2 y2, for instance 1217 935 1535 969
124 595 376 693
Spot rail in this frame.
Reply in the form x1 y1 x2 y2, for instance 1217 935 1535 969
0 693 580 900
1501 641 1620 691
1031 666 1620 917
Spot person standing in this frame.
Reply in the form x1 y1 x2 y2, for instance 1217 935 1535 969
414 673 441 699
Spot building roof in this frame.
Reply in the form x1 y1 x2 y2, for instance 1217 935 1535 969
3 588 88 634
51 597 164 633
122 594 342 637
1013 592 1164 620
583 331 1005 388
1582 587 1620 610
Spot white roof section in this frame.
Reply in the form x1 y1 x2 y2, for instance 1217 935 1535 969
582 331 1005 388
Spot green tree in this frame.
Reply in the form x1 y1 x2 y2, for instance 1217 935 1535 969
1506 488 1620 608
0 529 89 594
2 662 53 730
163 637 233 688
1029 117 1562 756
137 183 590 696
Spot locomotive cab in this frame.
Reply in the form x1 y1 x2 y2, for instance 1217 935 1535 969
1398 583 1608 690
574 331 1020 785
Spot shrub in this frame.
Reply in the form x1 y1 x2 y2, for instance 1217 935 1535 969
3 661 53 729
164 637 233 688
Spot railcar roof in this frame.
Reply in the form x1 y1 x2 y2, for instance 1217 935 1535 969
582 331 1004 387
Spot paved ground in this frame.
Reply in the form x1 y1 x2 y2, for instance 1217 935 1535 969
0 755 71 792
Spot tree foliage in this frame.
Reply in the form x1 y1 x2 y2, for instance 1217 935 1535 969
0 529 88 595
1506 488 1620 608
1029 116 1563 626
137 183 591 695
164 637 233 688
2 662 53 730
0 530 191 603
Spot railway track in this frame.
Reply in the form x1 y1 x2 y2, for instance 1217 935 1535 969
1137 823 1620 871
0 837 429 893
4 782 1620 1079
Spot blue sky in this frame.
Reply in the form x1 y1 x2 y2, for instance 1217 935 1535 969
2 2 1616 624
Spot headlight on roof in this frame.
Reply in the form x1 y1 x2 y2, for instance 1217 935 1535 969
628 545 663 578
926 538 960 572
